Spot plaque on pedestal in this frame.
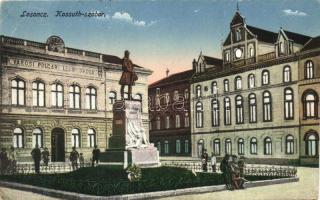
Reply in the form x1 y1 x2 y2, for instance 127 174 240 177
100 100 160 168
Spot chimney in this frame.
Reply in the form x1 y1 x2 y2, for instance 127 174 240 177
166 68 169 77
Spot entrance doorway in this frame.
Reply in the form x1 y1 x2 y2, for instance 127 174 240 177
51 128 65 162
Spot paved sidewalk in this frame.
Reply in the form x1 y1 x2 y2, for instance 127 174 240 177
160 167 319 200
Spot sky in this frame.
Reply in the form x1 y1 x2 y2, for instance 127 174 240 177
1 0 320 83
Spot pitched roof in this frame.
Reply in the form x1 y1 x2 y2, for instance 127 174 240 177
246 25 278 43
302 36 320 51
223 33 231 46
149 69 193 88
203 56 223 66
283 30 311 45
231 11 245 26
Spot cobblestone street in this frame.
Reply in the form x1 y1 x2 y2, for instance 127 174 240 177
0 167 318 200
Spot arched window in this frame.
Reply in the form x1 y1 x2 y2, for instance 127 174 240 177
165 115 170 129
32 128 43 148
87 128 96 147
225 138 232 154
213 139 220 155
165 93 170 104
196 102 203 128
238 138 244 155
86 87 97 110
51 83 63 107
224 79 229 92
263 91 272 122
211 99 219 127
109 91 117 104
284 88 294 120
176 140 181 153
283 66 291 82
184 89 189 99
248 74 255 89
164 140 169 154
264 137 272 155
285 135 294 154
305 61 314 79
175 115 181 128
304 132 319 156
71 128 80 148
184 140 189 153
13 128 24 148
157 141 161 153
211 81 218 95
196 85 202 98
236 29 241 41
197 139 204 157
69 85 81 109
11 78 25 106
302 90 318 118
156 116 161 130
184 112 189 127
248 45 255 57
32 81 45 107
250 137 257 154
235 95 244 124
249 93 257 123
173 90 179 101
235 76 242 90
262 70 270 85
224 97 231 125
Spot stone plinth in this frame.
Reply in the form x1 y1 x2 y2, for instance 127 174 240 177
100 100 160 168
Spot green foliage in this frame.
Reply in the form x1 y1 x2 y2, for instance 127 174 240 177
126 164 142 182
0 166 291 196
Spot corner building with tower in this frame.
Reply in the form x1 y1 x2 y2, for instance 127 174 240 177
190 11 319 165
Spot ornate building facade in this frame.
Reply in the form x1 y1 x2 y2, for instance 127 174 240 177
190 11 319 165
0 35 152 162
149 70 193 156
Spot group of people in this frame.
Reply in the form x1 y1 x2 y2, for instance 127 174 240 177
69 145 101 170
220 154 247 190
201 149 217 173
0 146 17 175
0 144 101 174
201 150 246 190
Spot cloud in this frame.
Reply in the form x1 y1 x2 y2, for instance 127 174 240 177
194 9 199 13
111 12 155 27
282 9 307 16
112 12 133 22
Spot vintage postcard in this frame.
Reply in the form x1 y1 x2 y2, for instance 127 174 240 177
0 0 319 199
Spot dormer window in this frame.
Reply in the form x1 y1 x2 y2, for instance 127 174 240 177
225 51 230 62
236 29 241 41
280 42 284 54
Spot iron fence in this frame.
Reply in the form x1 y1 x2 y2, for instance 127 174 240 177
1 162 93 175
161 161 297 177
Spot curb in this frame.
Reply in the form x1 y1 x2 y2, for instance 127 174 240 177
0 177 299 200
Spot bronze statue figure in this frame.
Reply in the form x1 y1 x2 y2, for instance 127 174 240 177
120 50 138 100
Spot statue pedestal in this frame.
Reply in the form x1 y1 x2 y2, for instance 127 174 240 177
100 100 160 168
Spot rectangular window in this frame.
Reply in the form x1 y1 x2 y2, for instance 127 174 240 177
184 140 189 153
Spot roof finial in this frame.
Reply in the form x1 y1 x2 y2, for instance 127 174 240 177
166 68 169 77
236 1 239 12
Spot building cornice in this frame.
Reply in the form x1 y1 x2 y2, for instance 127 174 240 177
191 49 320 84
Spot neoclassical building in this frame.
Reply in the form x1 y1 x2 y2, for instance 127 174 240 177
190 11 319 165
0 35 152 162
